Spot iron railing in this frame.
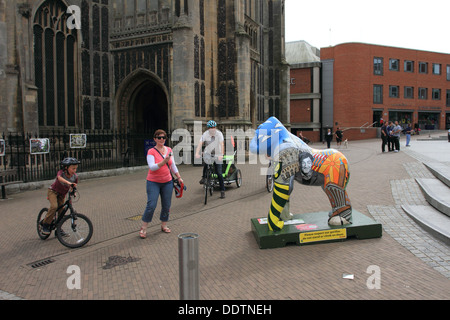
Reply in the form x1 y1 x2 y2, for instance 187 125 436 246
0 129 158 183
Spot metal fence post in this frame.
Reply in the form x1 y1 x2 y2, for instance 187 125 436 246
178 233 199 300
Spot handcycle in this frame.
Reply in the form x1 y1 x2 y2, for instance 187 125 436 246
266 159 274 193
37 186 93 248
203 152 242 204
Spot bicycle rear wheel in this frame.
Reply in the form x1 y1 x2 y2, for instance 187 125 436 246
37 208 51 240
56 213 93 248
266 174 274 192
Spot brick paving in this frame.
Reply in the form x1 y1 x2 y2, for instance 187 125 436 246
0 133 449 300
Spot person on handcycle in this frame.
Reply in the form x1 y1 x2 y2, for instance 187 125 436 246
41 157 80 235
195 120 226 199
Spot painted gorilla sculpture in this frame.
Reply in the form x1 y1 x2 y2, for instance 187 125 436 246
250 117 351 231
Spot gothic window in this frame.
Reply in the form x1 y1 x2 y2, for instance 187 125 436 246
94 98 102 129
83 98 91 129
93 5 100 51
218 0 226 38
81 0 90 49
102 54 110 97
201 38 205 81
102 7 109 52
33 0 78 128
94 53 101 97
195 82 200 117
200 0 205 36
194 35 199 79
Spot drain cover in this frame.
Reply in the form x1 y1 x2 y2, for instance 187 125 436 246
27 258 56 269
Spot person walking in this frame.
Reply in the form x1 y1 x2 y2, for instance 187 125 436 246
325 128 333 149
381 122 388 152
335 127 343 147
386 121 394 151
391 121 402 152
139 129 183 239
405 123 412 147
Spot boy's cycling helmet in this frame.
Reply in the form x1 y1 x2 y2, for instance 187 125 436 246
207 120 217 128
60 157 80 167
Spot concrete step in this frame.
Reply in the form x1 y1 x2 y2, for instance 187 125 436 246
415 178 450 217
424 162 450 188
402 204 450 245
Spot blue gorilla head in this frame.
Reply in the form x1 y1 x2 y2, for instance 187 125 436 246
250 117 309 157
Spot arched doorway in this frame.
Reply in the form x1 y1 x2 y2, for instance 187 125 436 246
131 80 168 134
116 69 169 162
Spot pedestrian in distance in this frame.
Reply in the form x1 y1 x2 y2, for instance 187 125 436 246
195 120 226 199
391 121 403 152
335 127 343 147
139 129 183 239
405 123 412 147
41 157 80 235
386 121 394 151
381 122 388 152
325 128 333 149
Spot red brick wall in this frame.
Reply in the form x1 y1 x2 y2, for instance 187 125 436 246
290 99 311 123
290 68 311 94
321 43 450 132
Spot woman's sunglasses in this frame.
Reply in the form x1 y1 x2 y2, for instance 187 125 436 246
155 136 166 140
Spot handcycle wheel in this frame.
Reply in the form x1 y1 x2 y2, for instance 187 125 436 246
204 181 208 205
56 213 93 248
37 208 51 240
266 174 274 192
236 169 242 188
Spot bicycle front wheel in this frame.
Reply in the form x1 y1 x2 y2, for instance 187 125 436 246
56 213 93 248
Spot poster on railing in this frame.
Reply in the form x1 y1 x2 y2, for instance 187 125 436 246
30 138 50 155
0 139 5 156
70 134 87 149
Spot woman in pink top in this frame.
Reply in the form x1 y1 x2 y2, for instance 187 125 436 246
139 129 183 239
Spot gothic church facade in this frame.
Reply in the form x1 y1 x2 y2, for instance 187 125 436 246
0 0 289 136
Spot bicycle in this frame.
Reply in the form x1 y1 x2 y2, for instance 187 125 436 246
204 160 215 205
266 160 274 193
37 186 93 248
203 153 242 204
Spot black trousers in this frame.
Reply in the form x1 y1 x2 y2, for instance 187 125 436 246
381 135 388 152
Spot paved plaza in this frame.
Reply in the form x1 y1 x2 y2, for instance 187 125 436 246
0 131 449 300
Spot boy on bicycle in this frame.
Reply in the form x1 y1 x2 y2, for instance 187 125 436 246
41 157 80 235
195 120 226 199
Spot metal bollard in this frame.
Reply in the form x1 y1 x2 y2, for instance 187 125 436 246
178 233 199 300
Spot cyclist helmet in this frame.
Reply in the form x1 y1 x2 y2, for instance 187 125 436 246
207 120 217 128
60 157 80 168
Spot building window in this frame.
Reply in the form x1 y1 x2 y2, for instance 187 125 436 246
404 60 414 73
389 85 399 98
432 88 441 100
373 57 383 75
389 59 399 71
418 87 428 100
373 85 383 104
404 86 414 99
446 89 450 106
432 63 441 75
419 62 428 74
34 0 78 128
447 65 450 81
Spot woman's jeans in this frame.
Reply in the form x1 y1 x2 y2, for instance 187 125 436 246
142 180 173 223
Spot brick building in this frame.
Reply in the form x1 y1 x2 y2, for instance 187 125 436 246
285 40 321 142
321 42 450 140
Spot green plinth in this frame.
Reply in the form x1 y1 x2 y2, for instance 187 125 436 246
251 210 382 249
